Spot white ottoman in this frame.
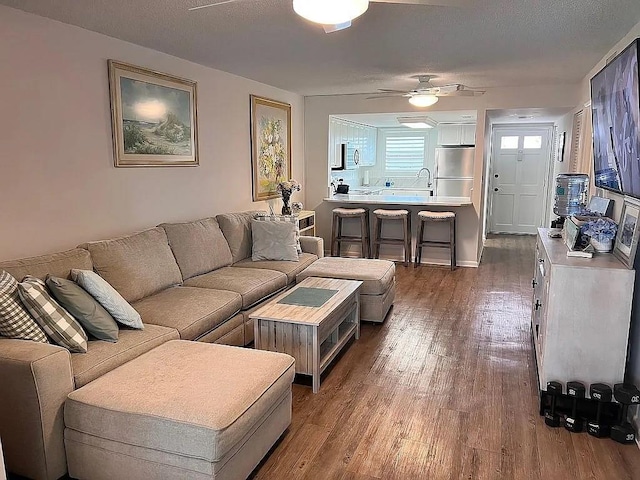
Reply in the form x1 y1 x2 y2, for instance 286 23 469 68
64 340 294 480
296 257 395 323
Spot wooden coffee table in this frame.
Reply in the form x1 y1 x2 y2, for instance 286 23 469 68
250 277 362 393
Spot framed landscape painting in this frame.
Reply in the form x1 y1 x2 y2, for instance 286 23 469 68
108 60 199 167
250 95 292 201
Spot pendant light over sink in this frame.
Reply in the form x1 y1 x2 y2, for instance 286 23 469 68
293 0 369 26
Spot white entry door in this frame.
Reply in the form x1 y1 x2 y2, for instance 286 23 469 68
489 126 553 234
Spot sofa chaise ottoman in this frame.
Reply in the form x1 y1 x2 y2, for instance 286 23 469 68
296 257 395 323
64 340 295 480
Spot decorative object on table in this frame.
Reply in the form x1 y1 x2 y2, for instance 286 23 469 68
108 60 199 167
291 202 303 214
582 218 617 253
556 131 566 162
613 199 640 268
250 95 292 201
277 179 301 215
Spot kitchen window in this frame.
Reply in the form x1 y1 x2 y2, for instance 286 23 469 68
383 131 427 174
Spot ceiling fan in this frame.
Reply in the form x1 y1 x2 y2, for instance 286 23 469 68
367 75 485 107
189 0 469 34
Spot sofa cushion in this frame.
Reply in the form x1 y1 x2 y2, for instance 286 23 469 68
296 257 395 296
216 211 264 263
65 340 295 463
83 228 183 303
0 248 93 281
0 270 48 343
251 220 299 262
46 276 119 343
184 267 287 309
234 253 318 284
70 269 143 330
18 277 88 353
132 286 242 340
71 324 179 388
161 217 233 281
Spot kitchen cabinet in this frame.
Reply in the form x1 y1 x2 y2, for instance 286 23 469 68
532 229 634 394
437 123 476 146
329 118 377 169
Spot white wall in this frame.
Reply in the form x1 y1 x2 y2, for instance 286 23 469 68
0 6 304 261
305 85 580 265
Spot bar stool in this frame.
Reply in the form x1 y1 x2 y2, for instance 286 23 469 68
372 209 411 267
331 207 371 258
415 211 456 270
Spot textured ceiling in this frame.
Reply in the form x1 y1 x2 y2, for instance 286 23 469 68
3 0 640 95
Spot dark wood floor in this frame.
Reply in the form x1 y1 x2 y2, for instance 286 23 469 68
252 235 640 480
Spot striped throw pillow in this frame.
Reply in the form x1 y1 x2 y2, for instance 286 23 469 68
18 276 88 353
254 213 302 253
0 270 48 343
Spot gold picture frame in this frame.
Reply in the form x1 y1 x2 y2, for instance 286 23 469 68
108 60 199 167
250 95 292 201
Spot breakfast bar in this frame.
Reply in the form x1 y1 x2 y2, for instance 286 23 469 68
323 190 475 267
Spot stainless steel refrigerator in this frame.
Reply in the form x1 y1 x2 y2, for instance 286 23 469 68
434 147 475 197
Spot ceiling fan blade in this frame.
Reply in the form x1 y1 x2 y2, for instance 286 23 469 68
377 89 410 93
440 89 485 97
188 0 244 11
371 0 471 6
323 21 352 33
367 94 408 99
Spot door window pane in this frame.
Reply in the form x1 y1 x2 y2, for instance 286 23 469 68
524 136 543 149
500 136 519 149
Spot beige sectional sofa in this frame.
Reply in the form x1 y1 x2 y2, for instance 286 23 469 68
0 211 323 480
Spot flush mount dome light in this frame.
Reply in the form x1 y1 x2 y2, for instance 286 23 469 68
293 0 369 26
409 94 439 108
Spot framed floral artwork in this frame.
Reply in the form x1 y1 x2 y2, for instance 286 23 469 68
108 60 199 167
614 198 640 269
250 95 292 201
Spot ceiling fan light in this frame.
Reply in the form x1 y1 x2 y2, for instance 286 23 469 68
293 0 369 26
409 94 439 108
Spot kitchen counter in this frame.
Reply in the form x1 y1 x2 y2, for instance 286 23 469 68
324 193 472 207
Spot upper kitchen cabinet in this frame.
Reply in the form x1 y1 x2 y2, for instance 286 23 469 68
328 117 377 169
437 123 477 146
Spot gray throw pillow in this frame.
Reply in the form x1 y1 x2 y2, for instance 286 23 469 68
46 275 119 343
251 220 299 262
18 276 88 353
254 213 302 253
71 269 143 329
0 270 48 343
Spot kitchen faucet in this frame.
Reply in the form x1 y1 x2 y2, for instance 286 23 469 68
416 167 432 187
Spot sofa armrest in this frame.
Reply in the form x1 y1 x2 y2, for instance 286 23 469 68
300 236 324 258
0 339 74 480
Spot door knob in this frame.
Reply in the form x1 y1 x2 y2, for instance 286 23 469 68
494 188 499 192
494 174 499 178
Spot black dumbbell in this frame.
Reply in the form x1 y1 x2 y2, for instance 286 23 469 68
611 383 640 444
544 381 563 427
587 383 612 438
565 381 585 432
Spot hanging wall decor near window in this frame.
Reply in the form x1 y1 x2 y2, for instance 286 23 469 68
250 95 292 201
108 60 199 167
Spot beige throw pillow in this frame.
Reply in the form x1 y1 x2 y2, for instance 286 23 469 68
251 220 299 262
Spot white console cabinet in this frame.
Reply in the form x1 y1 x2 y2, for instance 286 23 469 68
532 229 635 394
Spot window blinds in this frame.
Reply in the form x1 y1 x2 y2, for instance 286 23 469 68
384 135 426 172
569 111 584 173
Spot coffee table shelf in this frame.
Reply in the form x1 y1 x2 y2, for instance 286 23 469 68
250 277 362 393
